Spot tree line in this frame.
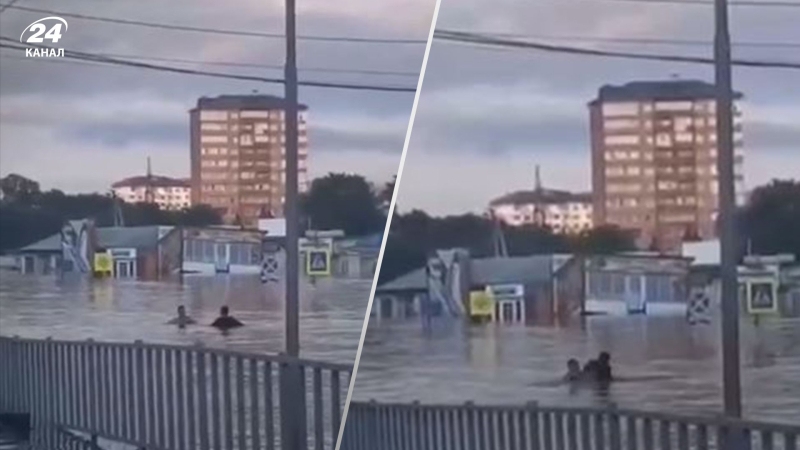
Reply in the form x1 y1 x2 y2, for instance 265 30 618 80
378 179 800 284
3 173 799 281
0 172 392 253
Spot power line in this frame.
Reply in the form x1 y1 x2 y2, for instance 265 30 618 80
0 0 20 14
434 30 800 69
77 52 418 77
1 4 428 44
0 45 418 77
549 0 800 7
0 48 418 77
0 40 418 91
481 32 800 49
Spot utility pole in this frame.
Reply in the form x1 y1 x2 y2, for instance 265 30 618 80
714 0 742 420
281 0 307 448
284 0 300 360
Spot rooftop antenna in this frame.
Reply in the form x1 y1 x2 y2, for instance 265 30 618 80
144 156 155 204
533 163 546 227
489 210 509 258
111 190 125 227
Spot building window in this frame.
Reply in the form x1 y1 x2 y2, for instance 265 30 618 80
240 111 270 118
201 135 228 144
656 133 672 147
199 111 227 121
200 123 227 131
604 135 640 146
602 103 639 117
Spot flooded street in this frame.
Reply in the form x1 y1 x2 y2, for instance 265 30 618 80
354 310 800 425
0 272 369 363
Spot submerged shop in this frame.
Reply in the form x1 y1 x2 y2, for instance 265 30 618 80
182 227 264 274
373 250 585 326
15 223 182 280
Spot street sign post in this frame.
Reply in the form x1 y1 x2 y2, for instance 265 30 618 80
747 280 778 314
306 249 331 276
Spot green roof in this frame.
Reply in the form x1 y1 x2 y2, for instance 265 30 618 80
19 226 172 253
377 255 557 293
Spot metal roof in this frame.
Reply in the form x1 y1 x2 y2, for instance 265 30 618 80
592 80 743 103
490 189 592 207
377 255 556 293
19 226 171 253
111 175 189 189
194 95 308 111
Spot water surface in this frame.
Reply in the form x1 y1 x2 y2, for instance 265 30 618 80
0 272 369 363
354 308 800 424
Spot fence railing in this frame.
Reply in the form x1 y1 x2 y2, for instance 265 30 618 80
0 336 351 450
342 401 800 450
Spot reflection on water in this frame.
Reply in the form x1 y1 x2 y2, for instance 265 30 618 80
0 272 369 363
354 311 800 424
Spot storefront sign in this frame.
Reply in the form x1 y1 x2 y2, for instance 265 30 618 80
469 291 495 318
108 248 137 259
487 284 524 299
93 252 112 274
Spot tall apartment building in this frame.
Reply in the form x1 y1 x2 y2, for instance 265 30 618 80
190 95 309 226
111 175 191 211
589 80 745 251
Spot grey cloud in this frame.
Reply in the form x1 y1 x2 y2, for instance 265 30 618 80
311 125 405 154
60 122 187 148
395 0 800 214
0 0 435 190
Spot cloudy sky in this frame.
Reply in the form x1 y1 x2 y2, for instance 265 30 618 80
397 0 800 215
0 0 435 193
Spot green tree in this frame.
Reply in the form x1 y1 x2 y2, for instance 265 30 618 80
740 179 800 258
378 211 638 285
301 173 385 236
179 204 223 226
0 175 222 252
572 225 637 254
378 175 396 212
0 173 41 204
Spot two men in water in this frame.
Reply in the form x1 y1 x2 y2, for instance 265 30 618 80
166 305 196 328
167 305 244 330
564 352 613 383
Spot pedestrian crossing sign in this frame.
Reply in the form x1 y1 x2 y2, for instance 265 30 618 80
306 249 331 276
747 280 778 314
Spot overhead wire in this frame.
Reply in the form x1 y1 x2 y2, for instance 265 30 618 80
560 0 800 7
434 30 800 70
0 0 20 14
0 4 428 44
479 32 800 49
0 38 418 91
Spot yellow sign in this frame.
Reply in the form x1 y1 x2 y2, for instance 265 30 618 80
94 252 112 275
470 291 495 318
306 249 331 276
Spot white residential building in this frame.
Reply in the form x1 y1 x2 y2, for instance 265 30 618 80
490 189 593 234
112 175 191 210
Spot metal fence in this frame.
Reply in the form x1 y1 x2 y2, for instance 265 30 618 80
0 336 351 450
342 401 800 450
